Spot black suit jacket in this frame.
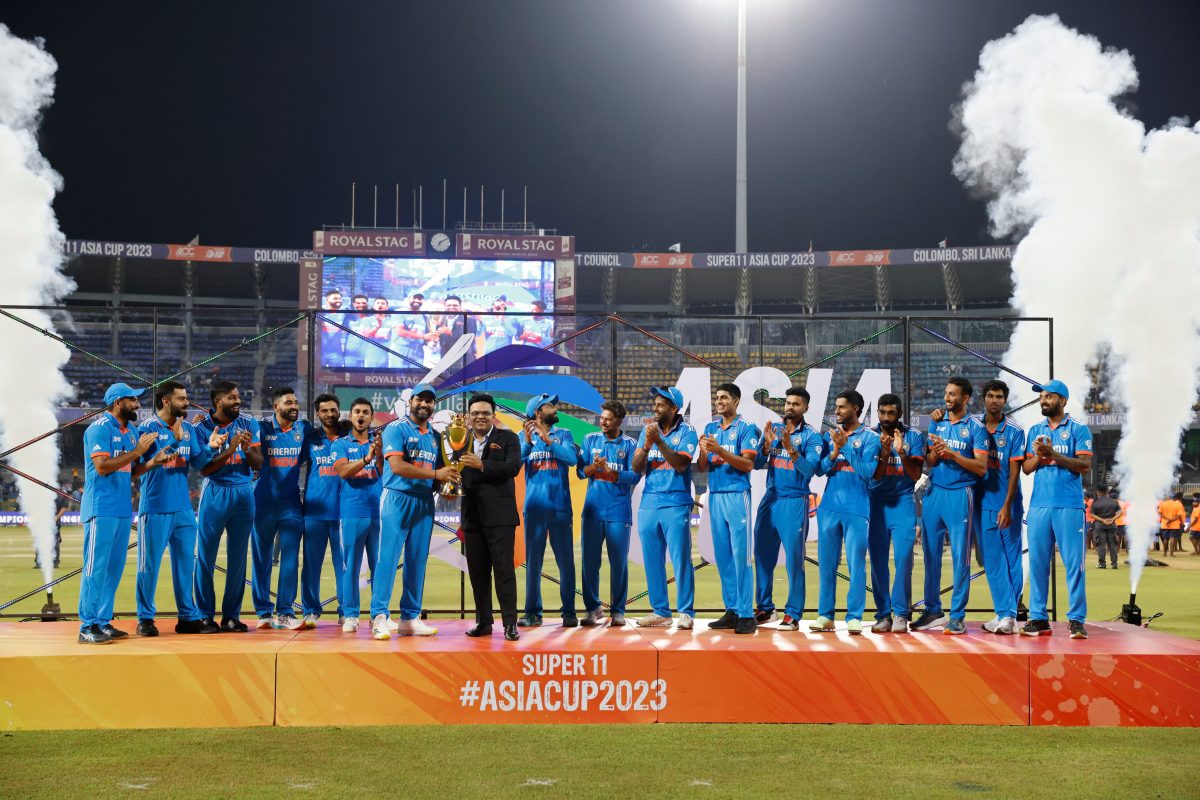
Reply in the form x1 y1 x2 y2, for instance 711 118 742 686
461 426 522 528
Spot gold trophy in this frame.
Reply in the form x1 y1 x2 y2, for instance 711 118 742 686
440 413 470 498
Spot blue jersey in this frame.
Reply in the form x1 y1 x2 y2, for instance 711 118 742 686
928 413 989 490
138 415 213 515
816 426 881 518
482 317 516 353
701 416 761 494
320 314 347 365
342 314 376 366
81 412 140 521
302 428 341 520
391 316 427 367
577 431 641 523
382 416 443 497
756 422 823 499
521 427 578 514
331 435 382 518
255 417 309 508
1026 415 1092 509
192 413 261 486
518 317 555 345
868 426 926 498
976 415 1026 511
637 418 699 510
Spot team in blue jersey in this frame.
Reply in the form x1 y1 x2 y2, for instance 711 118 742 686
75 370 1095 644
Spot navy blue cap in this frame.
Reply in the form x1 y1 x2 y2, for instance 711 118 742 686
103 383 145 405
1032 379 1070 400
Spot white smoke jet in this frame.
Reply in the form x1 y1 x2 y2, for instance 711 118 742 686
953 15 1200 592
0 26 74 584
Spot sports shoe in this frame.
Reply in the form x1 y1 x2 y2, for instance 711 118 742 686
562 615 579 628
734 617 757 635
944 618 966 635
221 618 248 633
395 618 439 637
342 617 359 633
517 614 542 628
1096 563 1106 569
982 616 1002 634
636 613 672 628
78 624 114 645
996 617 1016 635
387 617 400 632
777 615 799 631
871 616 893 634
910 610 946 631
189 618 221 634
1020 619 1052 637
609 613 626 627
708 610 738 630
676 614 694 630
136 619 159 637
892 616 909 633
1016 602 1029 622
581 609 604 627
275 614 303 631
1069 620 1088 640
809 616 835 632
754 609 778 625
371 614 391 640
256 615 273 630
302 614 319 629
336 615 346 627
846 619 863 635
100 624 129 640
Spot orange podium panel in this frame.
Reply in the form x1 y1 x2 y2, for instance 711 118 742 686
0 622 281 730
643 621 1031 725
275 620 661 726
1028 623 1200 727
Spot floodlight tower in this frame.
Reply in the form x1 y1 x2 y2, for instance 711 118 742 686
735 0 748 253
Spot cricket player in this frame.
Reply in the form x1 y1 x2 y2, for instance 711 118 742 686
331 397 383 633
300 393 345 627
577 400 641 627
974 380 1026 635
697 383 762 635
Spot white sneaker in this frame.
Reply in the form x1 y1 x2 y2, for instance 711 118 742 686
996 617 1016 635
982 616 1002 634
276 614 303 631
342 617 359 633
676 614 694 630
395 617 439 636
336 616 345 627
387 617 400 632
809 616 836 632
302 614 319 629
636 613 672 628
257 616 274 630
371 614 392 640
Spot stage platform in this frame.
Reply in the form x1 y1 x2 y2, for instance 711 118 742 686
2 619 1198 730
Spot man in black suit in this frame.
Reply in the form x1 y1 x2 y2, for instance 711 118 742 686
459 393 523 641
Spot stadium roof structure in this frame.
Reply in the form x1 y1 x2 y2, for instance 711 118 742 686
58 236 1017 314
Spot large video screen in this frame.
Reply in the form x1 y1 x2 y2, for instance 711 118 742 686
318 256 555 371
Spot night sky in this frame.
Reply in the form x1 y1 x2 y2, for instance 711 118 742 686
5 1 1198 253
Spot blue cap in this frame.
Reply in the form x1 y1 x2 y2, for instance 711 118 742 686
1032 379 1070 400
525 392 558 419
410 382 437 400
103 382 145 405
649 385 684 409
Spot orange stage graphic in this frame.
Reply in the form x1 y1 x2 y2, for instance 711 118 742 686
2 620 1197 730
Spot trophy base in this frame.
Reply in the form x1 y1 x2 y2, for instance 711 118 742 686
439 482 464 499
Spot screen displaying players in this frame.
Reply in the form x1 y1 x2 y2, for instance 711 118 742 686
319 257 555 371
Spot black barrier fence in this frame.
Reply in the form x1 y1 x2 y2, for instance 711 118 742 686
0 308 1058 621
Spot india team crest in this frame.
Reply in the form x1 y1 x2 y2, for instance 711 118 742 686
997 438 1006 447
1060 430 1069 440
617 450 626 458
959 429 968 439
853 439 862 449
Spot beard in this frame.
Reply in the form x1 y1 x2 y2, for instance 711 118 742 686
543 412 559 427
411 405 431 421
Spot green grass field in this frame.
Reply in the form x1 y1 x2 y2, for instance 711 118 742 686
1 725 1196 799
3 526 1197 799
3 524 1198 638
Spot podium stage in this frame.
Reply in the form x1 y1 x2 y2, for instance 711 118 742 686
2 619 1197 730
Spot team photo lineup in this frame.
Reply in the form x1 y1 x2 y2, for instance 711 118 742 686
74 368 1094 644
